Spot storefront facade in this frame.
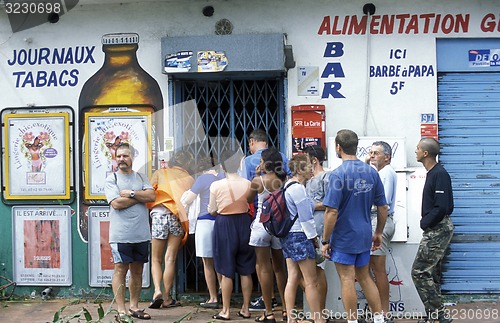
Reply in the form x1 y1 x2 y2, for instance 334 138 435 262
1 0 499 312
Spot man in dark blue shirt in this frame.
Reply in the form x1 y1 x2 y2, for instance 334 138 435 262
412 138 454 323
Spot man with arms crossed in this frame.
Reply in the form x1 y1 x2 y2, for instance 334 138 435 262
369 141 397 323
105 143 156 321
412 138 454 323
322 129 388 323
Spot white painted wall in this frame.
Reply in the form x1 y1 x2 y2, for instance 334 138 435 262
1 0 499 304
2 0 498 163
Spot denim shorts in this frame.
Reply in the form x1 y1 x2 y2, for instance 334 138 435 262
280 232 315 262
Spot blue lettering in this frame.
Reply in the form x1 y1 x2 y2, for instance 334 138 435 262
38 48 50 65
7 49 17 66
52 48 65 64
58 70 68 86
64 49 73 64
36 70 47 87
47 71 58 87
18 49 27 65
84 46 96 63
12 71 25 87
321 62 345 78
22 71 34 87
324 42 344 57
68 69 79 86
28 49 37 65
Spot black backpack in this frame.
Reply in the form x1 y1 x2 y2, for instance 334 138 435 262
259 181 299 238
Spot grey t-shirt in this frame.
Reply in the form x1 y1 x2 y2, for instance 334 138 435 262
305 171 330 238
105 172 153 243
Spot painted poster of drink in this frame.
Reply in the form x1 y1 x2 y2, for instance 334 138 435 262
84 112 151 200
3 113 70 200
12 206 72 286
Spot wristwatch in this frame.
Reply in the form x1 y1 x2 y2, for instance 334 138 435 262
129 190 135 198
321 240 330 245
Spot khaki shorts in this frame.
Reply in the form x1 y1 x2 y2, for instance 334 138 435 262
371 215 395 256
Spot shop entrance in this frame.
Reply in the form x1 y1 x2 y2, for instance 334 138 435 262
170 76 286 293
437 39 500 294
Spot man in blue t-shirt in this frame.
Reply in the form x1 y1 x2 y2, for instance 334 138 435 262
240 128 291 181
321 129 388 323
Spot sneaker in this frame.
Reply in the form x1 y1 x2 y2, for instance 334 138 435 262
249 296 279 311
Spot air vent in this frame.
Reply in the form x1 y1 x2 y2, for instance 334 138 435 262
215 18 233 35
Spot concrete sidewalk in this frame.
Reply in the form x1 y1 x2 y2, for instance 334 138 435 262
0 298 498 323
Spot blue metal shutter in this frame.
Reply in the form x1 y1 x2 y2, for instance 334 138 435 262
438 72 500 294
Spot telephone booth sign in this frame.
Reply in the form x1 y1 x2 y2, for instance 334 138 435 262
291 105 326 155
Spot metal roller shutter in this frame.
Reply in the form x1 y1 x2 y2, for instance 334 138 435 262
438 72 500 294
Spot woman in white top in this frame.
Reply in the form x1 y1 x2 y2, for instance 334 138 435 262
247 148 288 323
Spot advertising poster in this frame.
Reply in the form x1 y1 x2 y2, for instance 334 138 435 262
84 112 151 200
12 206 72 286
88 206 150 287
197 51 228 72
4 113 70 199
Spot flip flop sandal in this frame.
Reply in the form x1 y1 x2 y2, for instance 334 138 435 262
162 299 181 308
237 311 252 319
213 314 231 321
255 313 276 323
129 308 151 320
148 298 164 309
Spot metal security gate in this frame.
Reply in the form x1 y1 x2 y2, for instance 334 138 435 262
170 76 286 293
171 78 285 160
438 72 500 294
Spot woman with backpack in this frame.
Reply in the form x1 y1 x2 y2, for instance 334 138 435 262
282 154 326 323
246 148 289 323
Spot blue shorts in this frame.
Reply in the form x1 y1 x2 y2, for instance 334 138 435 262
280 232 315 262
110 241 150 264
331 250 370 268
214 214 256 279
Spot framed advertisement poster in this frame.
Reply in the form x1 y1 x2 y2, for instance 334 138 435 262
88 206 150 287
3 113 70 200
84 112 152 200
12 206 72 286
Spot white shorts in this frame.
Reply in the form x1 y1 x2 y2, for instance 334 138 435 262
195 219 215 258
249 220 282 249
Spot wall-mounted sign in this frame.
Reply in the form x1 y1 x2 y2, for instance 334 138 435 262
468 49 500 67
164 51 193 73
88 206 149 287
197 51 228 72
3 113 70 200
298 66 319 96
12 206 72 286
291 105 326 155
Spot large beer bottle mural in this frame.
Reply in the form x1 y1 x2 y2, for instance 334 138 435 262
79 33 163 286
79 33 163 109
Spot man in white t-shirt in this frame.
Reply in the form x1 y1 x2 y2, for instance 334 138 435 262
369 141 397 323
